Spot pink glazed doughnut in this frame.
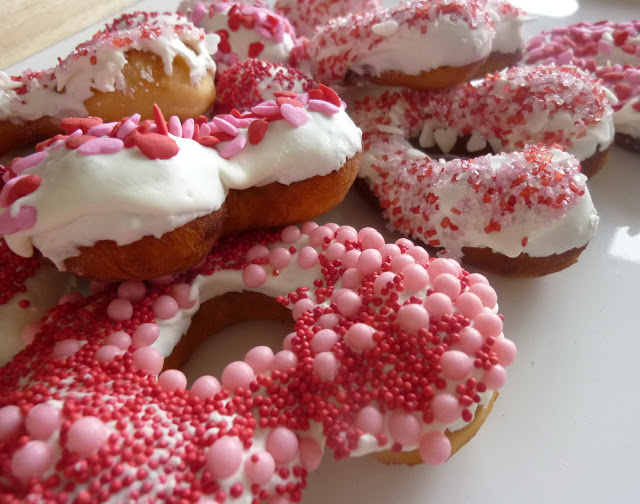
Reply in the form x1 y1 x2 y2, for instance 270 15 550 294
523 20 640 152
0 223 515 502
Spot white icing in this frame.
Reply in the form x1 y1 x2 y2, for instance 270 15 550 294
2 107 362 267
0 264 73 365
614 97 640 138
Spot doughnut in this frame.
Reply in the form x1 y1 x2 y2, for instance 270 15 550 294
0 21 218 157
178 0 297 71
274 0 384 38
306 0 493 89
215 59 315 114
348 68 606 276
0 222 516 502
0 237 72 366
474 0 525 76
0 89 362 281
523 21 640 152
370 65 614 178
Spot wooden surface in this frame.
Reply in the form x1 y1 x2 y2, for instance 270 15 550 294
0 0 139 70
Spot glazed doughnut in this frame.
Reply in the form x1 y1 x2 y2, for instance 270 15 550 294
0 222 515 502
307 0 493 89
348 68 607 275
523 21 640 152
274 0 383 38
215 59 315 114
0 237 72 366
178 0 297 71
374 65 614 178
0 89 361 281
0 21 217 157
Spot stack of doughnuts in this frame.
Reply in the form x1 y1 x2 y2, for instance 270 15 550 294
2 0 627 501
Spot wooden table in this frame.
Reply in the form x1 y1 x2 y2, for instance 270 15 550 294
0 0 139 70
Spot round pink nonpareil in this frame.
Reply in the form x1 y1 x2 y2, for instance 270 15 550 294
66 416 109 457
132 323 160 347
311 329 339 353
206 436 244 479
11 440 53 482
107 298 133 321
396 303 429 334
52 339 83 358
298 437 323 471
152 295 179 320
419 431 451 465
158 369 188 392
432 393 463 423
132 346 164 375
117 280 146 302
313 351 339 381
244 451 276 485
190 375 222 399
344 323 375 353
335 290 362 317
0 405 24 442
388 411 421 446
244 346 275 373
242 264 267 288
355 405 384 435
266 427 299 464
222 361 256 391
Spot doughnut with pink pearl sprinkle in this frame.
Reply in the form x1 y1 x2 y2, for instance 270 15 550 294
348 66 607 275
0 237 72 366
523 21 640 151
0 222 515 502
306 0 494 89
178 0 298 71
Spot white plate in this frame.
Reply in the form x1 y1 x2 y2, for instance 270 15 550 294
5 1 640 503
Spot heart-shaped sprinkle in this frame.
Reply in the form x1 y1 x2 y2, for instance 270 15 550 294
318 84 342 107
248 41 265 58
308 99 341 116
218 135 247 159
78 137 125 156
65 135 97 150
0 205 37 234
280 103 309 127
132 133 179 160
0 175 42 208
60 117 103 135
10 151 48 175
248 120 269 145
153 104 168 136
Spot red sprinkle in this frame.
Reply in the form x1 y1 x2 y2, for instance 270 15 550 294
248 120 269 145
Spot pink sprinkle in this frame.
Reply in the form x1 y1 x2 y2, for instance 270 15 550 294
190 375 222 399
269 247 292 269
21 321 41 345
273 350 297 371
66 417 109 457
246 244 269 262
117 280 146 302
313 351 339 381
244 451 276 485
482 364 507 389
492 337 517 367
87 122 117 136
218 135 247 159
222 361 256 390
310 329 339 353
300 221 318 235
77 137 124 155
132 346 164 374
191 1 207 24
252 104 281 116
11 441 53 482
419 431 451 465
95 344 122 362
158 369 188 392
297 246 319 269
0 405 23 442
308 99 341 115
389 411 421 446
292 298 314 319
344 323 375 353
244 346 275 373
212 116 239 136
206 436 243 479
396 304 429 334
242 263 267 287
182 118 195 139
280 103 309 127
335 290 362 317
0 204 37 234
116 114 141 140
152 295 179 320
107 298 133 321
357 249 382 274
168 116 182 136
132 323 160 347
11 151 48 174
171 283 195 309
355 406 384 435
424 292 453 319
265 427 299 464
52 339 82 358
597 39 613 55
309 225 333 246
105 330 132 349
440 350 473 381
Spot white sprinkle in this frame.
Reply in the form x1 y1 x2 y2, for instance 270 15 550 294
371 20 399 37
418 121 435 148
376 124 404 135
433 128 458 153
407 148 427 160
